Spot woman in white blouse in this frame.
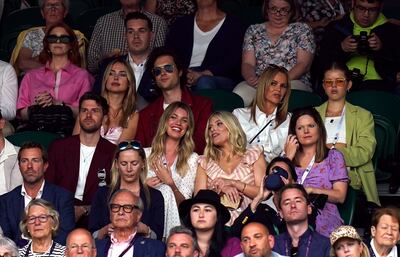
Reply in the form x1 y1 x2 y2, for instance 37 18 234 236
146 102 198 237
233 65 291 163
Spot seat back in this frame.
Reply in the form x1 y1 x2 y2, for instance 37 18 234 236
193 89 244 112
6 131 61 150
1 7 44 35
338 187 357 225
288 90 323 112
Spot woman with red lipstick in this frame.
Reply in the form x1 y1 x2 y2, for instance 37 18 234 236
233 65 291 163
73 59 138 144
285 106 348 237
315 62 378 206
194 111 266 226
179 190 243 257
146 102 198 238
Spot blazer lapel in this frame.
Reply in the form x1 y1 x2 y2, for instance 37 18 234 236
345 102 356 146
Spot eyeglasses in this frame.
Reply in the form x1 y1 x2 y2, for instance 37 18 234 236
268 6 291 16
354 5 380 14
322 78 347 87
109 70 128 78
27 214 52 224
110 204 140 213
118 140 142 152
47 35 73 44
43 3 63 10
68 244 94 252
152 64 175 76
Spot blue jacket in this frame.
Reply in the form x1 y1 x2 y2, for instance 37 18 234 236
0 181 75 247
88 185 165 240
96 235 165 257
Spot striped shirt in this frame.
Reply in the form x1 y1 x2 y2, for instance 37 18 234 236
19 241 65 257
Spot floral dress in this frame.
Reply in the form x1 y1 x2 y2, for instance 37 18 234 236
156 0 196 26
243 22 315 87
295 149 348 237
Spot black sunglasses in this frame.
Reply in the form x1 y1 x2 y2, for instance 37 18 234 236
152 64 175 76
47 34 73 44
117 140 142 152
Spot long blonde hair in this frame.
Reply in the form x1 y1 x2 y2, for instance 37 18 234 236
101 59 137 128
148 102 195 177
250 65 291 128
109 143 151 209
204 111 247 162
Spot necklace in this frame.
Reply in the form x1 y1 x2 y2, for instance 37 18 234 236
109 108 121 120
80 146 95 163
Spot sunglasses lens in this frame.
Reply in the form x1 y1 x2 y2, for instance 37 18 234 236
118 141 129 150
47 35 58 43
59 36 72 43
153 68 162 76
164 64 174 73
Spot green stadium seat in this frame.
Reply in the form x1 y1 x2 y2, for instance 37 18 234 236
193 89 244 112
6 131 61 150
288 90 323 112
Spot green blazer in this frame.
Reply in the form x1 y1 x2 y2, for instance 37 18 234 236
316 102 380 205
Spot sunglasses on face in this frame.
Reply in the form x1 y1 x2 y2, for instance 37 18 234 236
47 35 73 44
152 64 175 76
323 78 347 87
117 140 142 152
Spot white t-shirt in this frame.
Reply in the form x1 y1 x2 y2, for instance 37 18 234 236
324 115 346 144
75 144 96 200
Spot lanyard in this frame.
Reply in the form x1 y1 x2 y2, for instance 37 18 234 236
330 106 346 149
24 241 56 257
299 155 316 185
285 234 313 257
249 119 273 144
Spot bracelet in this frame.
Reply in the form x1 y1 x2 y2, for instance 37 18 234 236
242 183 247 193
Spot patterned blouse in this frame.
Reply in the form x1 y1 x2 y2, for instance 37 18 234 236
199 145 263 226
243 22 315 86
295 149 348 237
22 27 45 57
156 0 196 26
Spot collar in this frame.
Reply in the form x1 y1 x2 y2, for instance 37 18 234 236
0 139 18 162
350 11 387 34
110 231 136 244
159 86 193 108
370 239 398 257
128 53 147 67
43 61 75 74
21 180 45 198
255 105 277 123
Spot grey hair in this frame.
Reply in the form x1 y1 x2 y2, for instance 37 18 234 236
19 198 60 239
109 189 144 212
39 0 70 11
167 226 200 253
0 237 19 257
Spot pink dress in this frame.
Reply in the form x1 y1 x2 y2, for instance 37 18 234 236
198 145 263 226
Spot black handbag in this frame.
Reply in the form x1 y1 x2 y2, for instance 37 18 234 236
27 104 74 137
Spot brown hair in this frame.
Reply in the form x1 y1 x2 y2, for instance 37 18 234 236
372 207 400 228
39 23 81 66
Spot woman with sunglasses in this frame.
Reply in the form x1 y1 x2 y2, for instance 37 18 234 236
19 199 65 257
284 106 348 237
194 111 266 226
145 102 198 237
17 23 93 120
233 65 291 163
73 59 138 144
315 62 378 205
88 140 164 240
233 0 315 106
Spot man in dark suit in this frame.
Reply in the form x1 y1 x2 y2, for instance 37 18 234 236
135 47 213 154
93 12 160 110
0 141 75 247
45 92 115 226
96 189 165 257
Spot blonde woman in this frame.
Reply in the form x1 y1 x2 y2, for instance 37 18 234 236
146 102 198 237
88 140 164 240
73 59 138 144
330 225 370 257
194 111 266 225
233 65 291 163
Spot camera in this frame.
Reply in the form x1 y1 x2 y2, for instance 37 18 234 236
352 31 370 55
264 166 289 191
350 68 364 83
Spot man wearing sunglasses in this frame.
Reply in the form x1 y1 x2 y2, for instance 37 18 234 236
135 47 212 154
95 189 165 257
45 92 115 227
319 0 400 92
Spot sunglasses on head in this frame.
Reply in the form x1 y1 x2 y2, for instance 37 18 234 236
117 140 142 152
47 35 73 44
152 64 175 76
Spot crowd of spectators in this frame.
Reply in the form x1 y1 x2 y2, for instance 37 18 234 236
0 0 399 256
